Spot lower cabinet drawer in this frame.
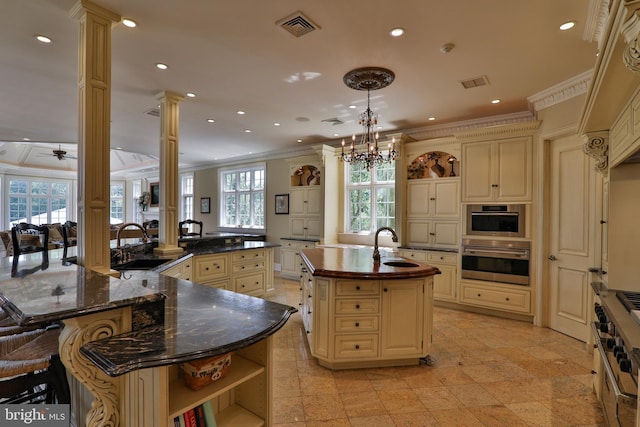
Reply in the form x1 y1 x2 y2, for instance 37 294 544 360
231 250 265 263
232 261 265 274
194 255 228 282
334 316 379 333
233 272 265 294
334 298 379 314
460 282 531 313
427 252 457 264
336 281 380 296
334 334 379 359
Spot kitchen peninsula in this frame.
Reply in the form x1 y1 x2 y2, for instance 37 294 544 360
299 246 439 369
0 246 296 427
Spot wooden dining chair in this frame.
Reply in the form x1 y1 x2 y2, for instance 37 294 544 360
11 223 49 255
178 219 203 237
62 221 78 248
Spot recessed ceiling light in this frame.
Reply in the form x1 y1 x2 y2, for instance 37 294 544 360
390 27 404 37
428 117 436 121
491 99 501 104
207 119 215 123
116 147 123 150
348 105 357 109
237 110 246 115
297 139 303 143
559 21 575 31
274 122 281 126
155 63 168 70
122 18 137 28
23 137 30 141
333 133 339 137
186 92 196 98
35 35 52 44
244 129 251 133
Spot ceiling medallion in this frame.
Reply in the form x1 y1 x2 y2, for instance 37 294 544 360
340 67 397 170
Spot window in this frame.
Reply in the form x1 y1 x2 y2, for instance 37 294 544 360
8 178 70 225
181 173 194 220
345 162 395 233
219 164 265 229
110 183 125 224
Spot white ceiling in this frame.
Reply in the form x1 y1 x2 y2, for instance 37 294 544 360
0 0 598 171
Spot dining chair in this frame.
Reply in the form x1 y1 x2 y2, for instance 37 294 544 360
62 221 78 248
11 223 49 255
143 219 159 237
178 219 203 237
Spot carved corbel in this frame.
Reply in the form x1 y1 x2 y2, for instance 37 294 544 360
622 10 640 72
583 131 609 173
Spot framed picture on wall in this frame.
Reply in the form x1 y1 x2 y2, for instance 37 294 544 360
150 182 160 207
275 194 289 214
200 197 211 214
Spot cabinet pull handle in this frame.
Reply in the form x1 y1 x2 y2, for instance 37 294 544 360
505 297 510 301
429 232 435 236
477 293 481 297
355 322 360 327
356 285 361 291
355 344 360 350
355 304 360 309
491 184 499 187
384 288 388 292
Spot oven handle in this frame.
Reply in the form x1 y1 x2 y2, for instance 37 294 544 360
471 212 519 216
462 247 529 259
590 322 638 407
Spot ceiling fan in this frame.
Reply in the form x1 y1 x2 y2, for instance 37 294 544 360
45 144 77 160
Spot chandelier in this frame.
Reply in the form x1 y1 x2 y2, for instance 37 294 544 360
340 67 397 170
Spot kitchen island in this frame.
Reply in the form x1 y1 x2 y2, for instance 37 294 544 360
299 247 440 369
0 247 296 427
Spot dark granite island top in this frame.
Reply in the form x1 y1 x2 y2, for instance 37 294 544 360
300 246 440 279
80 272 296 376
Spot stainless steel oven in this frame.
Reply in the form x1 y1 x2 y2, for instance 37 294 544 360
461 238 530 285
466 204 525 238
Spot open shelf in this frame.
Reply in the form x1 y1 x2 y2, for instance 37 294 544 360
168 355 265 420
217 404 264 427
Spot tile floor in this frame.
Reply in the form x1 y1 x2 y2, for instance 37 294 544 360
266 276 606 426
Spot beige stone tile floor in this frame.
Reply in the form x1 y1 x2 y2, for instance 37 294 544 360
266 276 606 426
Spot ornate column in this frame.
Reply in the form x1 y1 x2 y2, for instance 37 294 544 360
622 8 640 72
154 91 185 256
70 0 120 273
583 131 609 173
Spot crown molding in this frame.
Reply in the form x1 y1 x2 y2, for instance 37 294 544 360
453 121 542 142
527 70 593 112
584 0 613 49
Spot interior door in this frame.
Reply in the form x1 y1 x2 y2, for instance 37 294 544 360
547 134 597 341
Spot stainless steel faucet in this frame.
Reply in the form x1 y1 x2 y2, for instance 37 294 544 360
115 223 149 262
373 226 398 263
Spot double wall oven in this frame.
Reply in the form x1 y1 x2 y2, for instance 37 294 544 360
461 238 530 285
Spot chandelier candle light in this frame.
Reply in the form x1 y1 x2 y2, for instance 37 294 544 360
340 67 398 170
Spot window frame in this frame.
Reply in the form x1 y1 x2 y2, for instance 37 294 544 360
7 176 72 226
218 163 266 232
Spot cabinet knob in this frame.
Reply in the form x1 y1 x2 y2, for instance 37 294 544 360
355 304 360 309
356 285 361 291
477 293 481 297
384 288 388 292
491 184 499 187
355 344 360 350
355 322 360 327
429 232 435 236
430 197 436 201
205 267 209 270
505 297 510 301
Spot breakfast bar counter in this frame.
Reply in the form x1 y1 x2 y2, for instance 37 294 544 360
0 247 295 427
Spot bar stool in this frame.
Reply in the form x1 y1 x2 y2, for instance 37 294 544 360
179 219 203 237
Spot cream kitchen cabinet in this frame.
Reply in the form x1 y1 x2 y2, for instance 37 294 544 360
160 257 192 281
301 275 433 369
459 279 531 314
280 238 317 280
405 220 459 248
400 249 458 302
407 178 460 218
461 137 533 202
290 216 322 239
290 186 322 216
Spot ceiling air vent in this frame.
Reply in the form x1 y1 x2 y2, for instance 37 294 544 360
276 11 320 37
460 75 489 89
322 117 344 126
145 107 160 117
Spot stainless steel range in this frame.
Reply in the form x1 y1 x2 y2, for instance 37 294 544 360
592 285 640 427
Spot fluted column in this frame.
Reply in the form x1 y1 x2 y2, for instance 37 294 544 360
70 0 120 273
154 91 185 256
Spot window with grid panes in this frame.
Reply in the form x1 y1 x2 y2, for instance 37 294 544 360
8 178 70 226
181 174 194 220
219 164 265 229
110 183 124 224
345 162 395 233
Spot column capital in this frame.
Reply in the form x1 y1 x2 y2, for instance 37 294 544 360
69 0 121 23
155 91 185 103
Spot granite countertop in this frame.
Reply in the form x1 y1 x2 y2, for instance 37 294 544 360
398 245 459 253
299 247 440 280
0 244 296 377
80 273 295 376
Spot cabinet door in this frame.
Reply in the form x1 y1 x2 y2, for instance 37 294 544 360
306 187 323 216
381 280 425 357
432 264 457 302
432 180 460 217
431 221 459 246
406 220 432 246
461 141 493 201
289 189 307 215
495 138 532 201
407 181 431 217
280 248 298 276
